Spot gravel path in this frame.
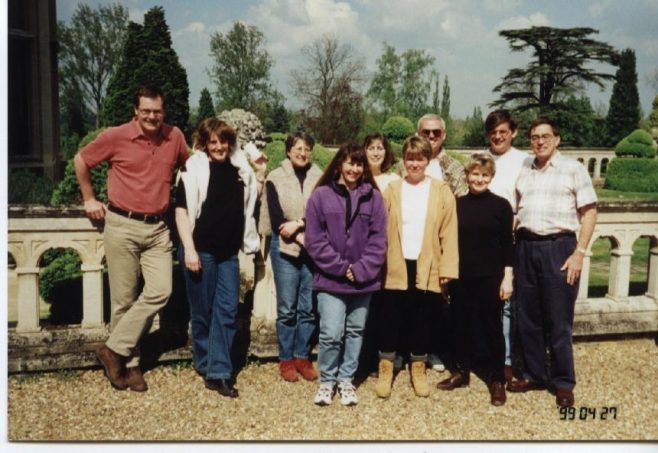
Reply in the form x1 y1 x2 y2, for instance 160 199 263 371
7 338 658 441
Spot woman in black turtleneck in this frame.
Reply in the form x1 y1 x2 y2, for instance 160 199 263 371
436 153 514 407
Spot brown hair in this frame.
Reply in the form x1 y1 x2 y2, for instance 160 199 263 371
485 110 517 134
285 131 315 155
363 132 397 173
133 85 165 108
402 136 432 161
528 117 560 137
315 142 378 191
464 152 496 177
193 117 237 153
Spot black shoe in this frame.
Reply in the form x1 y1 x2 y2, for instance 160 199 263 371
205 378 239 398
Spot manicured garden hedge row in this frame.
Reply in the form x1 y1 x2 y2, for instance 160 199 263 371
604 158 658 192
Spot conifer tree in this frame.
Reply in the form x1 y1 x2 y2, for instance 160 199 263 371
197 88 215 122
605 48 640 146
103 7 190 132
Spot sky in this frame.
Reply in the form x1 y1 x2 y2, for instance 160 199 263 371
55 0 658 119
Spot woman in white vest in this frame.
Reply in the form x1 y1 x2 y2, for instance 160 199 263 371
259 132 323 383
175 118 259 398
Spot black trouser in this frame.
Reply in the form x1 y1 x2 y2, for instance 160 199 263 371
515 235 578 390
377 260 438 357
451 276 505 383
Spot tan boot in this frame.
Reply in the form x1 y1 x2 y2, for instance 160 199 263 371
375 358 394 398
410 361 430 397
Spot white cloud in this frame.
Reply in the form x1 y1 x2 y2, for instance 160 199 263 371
483 0 523 14
495 12 550 31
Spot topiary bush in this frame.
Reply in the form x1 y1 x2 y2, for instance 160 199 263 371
268 132 287 142
8 169 55 204
263 141 335 174
604 158 658 192
51 128 108 206
39 249 82 303
614 129 657 159
382 116 415 143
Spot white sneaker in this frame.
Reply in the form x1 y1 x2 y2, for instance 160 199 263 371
337 381 358 406
432 362 446 372
428 354 446 372
314 384 334 406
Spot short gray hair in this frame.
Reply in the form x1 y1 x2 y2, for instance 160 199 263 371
417 113 446 131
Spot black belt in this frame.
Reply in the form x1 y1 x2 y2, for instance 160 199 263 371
517 228 575 241
108 204 164 224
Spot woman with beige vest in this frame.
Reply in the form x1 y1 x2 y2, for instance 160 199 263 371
259 132 323 383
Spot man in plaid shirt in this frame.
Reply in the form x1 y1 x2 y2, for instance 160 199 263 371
508 117 597 408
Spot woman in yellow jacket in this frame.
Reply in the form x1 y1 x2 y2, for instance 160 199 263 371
375 135 459 398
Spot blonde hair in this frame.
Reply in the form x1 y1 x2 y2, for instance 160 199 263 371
464 153 496 176
402 136 432 161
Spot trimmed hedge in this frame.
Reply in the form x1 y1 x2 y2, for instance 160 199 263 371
51 128 108 205
268 132 287 142
604 158 658 192
382 116 415 142
614 129 657 158
39 249 82 304
263 141 335 174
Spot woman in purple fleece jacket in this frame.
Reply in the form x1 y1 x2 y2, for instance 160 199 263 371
304 142 388 407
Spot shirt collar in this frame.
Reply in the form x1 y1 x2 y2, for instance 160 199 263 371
129 118 171 142
531 150 561 170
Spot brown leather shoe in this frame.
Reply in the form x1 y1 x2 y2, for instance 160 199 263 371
96 345 127 390
490 381 506 406
293 358 319 381
506 378 546 393
279 359 299 382
504 365 514 384
556 388 575 407
436 371 470 390
125 366 148 392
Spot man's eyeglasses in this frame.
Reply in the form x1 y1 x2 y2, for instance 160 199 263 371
421 129 443 138
530 134 555 143
138 109 164 117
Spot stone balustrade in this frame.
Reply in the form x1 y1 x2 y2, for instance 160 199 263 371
7 202 658 371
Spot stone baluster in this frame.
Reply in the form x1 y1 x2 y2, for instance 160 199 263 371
577 251 592 300
15 267 41 332
81 263 104 327
646 241 658 300
607 246 633 300
594 158 602 179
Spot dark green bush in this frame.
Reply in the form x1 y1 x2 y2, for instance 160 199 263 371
51 128 108 205
382 116 415 142
39 249 82 303
614 129 657 158
604 158 658 192
8 169 55 204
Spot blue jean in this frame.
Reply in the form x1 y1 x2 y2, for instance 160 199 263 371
178 245 239 380
316 291 371 385
270 234 315 360
502 297 513 366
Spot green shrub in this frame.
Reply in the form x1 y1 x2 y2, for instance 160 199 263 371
51 128 108 205
390 141 403 159
382 116 415 142
8 169 55 204
263 141 335 174
614 129 657 158
268 132 287 142
39 249 82 303
604 158 658 192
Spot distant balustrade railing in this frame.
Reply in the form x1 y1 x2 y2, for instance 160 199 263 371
7 201 657 371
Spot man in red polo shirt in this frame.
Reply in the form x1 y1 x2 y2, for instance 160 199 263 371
74 85 189 391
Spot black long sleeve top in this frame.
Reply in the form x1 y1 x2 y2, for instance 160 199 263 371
175 160 245 261
456 190 514 278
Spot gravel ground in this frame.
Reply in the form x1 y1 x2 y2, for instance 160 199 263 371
7 338 658 441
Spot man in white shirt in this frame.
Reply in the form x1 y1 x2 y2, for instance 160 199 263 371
484 110 530 384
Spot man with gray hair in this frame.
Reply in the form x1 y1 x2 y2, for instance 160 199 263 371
416 113 467 375
417 113 468 197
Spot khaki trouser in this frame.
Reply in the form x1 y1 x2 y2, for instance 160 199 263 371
103 210 173 367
